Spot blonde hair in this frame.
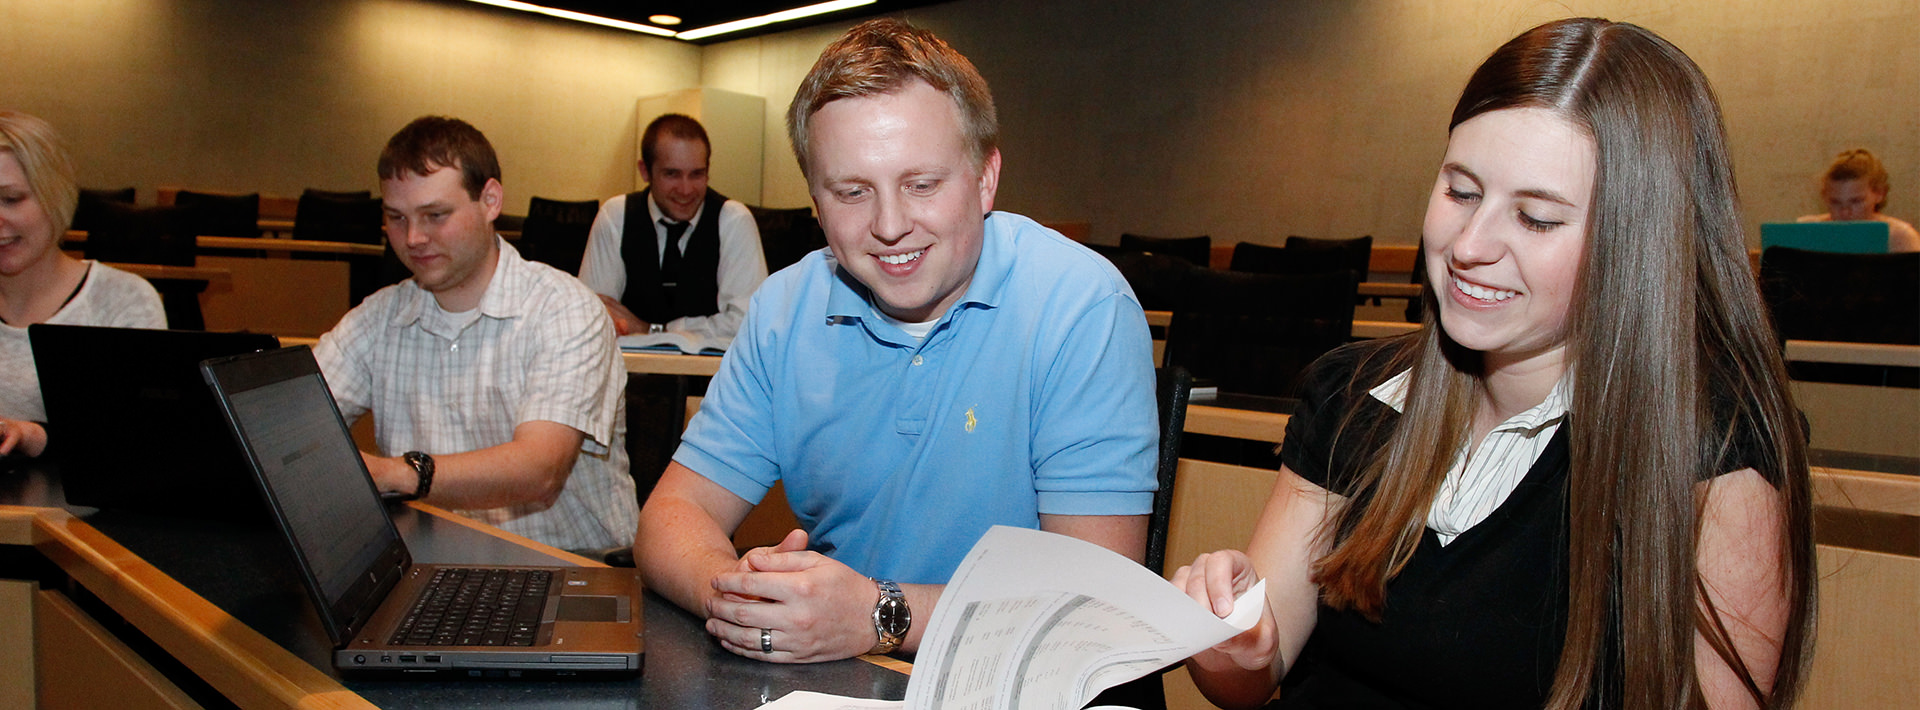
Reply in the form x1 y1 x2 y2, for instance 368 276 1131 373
786 18 997 179
0 111 80 237
1821 148 1891 211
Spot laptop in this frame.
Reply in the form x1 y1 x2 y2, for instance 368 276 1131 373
30 323 280 519
1760 221 1892 254
198 346 644 676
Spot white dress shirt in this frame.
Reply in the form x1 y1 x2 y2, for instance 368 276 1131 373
577 192 768 341
1370 369 1571 546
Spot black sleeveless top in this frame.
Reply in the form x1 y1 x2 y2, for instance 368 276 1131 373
1274 340 1766 709
619 188 727 325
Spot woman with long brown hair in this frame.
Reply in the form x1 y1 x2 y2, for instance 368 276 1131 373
1175 18 1815 709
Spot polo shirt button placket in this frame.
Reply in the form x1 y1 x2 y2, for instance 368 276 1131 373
911 355 924 366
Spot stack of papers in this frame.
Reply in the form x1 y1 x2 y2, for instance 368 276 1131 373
760 526 1265 710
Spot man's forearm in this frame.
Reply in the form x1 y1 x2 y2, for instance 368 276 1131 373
367 421 581 509
634 494 746 618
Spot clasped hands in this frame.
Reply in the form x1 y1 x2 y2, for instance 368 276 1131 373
704 528 881 663
1172 549 1279 673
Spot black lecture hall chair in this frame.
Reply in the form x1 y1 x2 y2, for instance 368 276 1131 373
1230 235 1374 305
172 189 262 238
72 186 135 233
1760 246 1920 387
1120 233 1213 269
749 204 828 274
1164 267 1357 399
294 188 392 306
1105 250 1197 313
83 201 206 329
517 197 599 276
1082 365 1191 710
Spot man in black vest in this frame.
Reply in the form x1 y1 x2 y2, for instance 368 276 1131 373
579 114 767 342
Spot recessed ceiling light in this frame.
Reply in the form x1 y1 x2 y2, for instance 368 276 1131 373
465 0 677 36
677 0 876 40
649 15 682 26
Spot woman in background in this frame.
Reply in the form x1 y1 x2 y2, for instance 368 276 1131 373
1176 18 1814 709
0 110 164 458
1797 148 1920 252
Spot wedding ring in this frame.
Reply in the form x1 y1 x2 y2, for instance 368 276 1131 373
760 628 774 654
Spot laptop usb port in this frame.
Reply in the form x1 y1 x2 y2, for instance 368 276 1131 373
399 654 416 662
423 655 441 663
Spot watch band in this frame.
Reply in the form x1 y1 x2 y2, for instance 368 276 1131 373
647 322 666 335
870 579 909 654
401 451 435 501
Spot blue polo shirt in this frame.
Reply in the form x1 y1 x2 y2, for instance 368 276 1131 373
675 211 1158 584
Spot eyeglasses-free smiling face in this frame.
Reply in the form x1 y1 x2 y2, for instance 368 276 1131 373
805 79 1001 324
1423 107 1594 366
0 152 57 278
645 135 710 223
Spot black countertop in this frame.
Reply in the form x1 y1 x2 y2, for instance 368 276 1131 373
2 464 908 709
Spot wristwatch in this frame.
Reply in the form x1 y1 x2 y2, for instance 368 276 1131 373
647 322 666 335
400 451 435 501
871 579 910 654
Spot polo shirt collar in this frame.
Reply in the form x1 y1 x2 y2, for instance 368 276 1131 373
823 211 1014 329
387 235 521 327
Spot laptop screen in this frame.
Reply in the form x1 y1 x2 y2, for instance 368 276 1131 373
225 372 393 604
204 347 409 644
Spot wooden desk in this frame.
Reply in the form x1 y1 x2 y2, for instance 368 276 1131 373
67 230 384 258
622 350 723 377
98 261 233 288
0 467 908 708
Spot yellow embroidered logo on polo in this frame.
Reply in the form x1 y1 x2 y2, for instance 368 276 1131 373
965 407 978 433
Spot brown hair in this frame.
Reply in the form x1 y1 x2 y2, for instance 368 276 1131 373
0 110 80 237
1313 18 1814 709
640 113 711 173
1821 148 1891 211
377 116 500 200
785 17 997 179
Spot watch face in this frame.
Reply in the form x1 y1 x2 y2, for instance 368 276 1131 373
877 598 910 636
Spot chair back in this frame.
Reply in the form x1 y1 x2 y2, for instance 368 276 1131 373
1761 246 1920 345
1165 268 1356 398
293 189 382 245
1106 250 1196 312
84 202 197 266
519 197 599 275
1285 235 1373 280
749 205 827 273
1120 233 1212 268
1145 366 1192 577
173 190 261 238
73 187 135 232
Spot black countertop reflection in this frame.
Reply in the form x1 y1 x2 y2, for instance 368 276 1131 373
4 465 908 709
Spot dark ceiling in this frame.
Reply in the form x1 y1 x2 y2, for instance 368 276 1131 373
529 1 949 43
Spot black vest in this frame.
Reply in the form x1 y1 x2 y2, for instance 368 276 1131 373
620 188 726 325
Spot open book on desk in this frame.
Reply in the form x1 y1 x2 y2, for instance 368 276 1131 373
617 331 730 355
759 526 1266 710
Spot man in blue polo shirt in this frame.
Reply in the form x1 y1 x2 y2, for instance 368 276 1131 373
633 18 1157 664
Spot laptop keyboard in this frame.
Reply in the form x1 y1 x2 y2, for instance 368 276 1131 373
390 568 553 647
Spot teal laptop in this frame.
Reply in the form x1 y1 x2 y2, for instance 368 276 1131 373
1760 221 1891 254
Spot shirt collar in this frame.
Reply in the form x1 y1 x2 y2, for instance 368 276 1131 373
1368 368 1572 433
823 211 1013 328
387 235 522 327
646 191 706 230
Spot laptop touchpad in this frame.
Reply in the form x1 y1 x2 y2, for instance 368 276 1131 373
557 595 623 622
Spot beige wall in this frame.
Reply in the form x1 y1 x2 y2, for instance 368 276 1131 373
3 0 1911 242
708 0 1920 248
0 0 700 214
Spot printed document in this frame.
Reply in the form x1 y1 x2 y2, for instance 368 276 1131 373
758 526 1265 710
